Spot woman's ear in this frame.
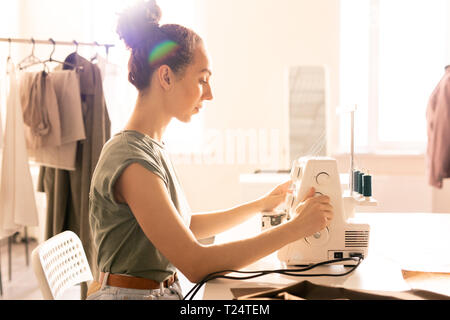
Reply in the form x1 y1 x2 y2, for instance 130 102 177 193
157 65 172 90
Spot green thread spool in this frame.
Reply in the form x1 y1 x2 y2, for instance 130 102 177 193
358 172 364 194
363 174 372 197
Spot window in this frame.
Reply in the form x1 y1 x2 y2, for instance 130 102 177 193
339 0 448 154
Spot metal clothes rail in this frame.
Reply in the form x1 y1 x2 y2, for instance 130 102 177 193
0 37 115 54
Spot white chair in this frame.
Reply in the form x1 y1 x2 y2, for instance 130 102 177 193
31 231 93 300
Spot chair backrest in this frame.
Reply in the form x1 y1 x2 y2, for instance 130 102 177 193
31 231 93 299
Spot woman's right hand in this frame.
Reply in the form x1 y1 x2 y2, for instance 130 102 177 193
289 187 334 239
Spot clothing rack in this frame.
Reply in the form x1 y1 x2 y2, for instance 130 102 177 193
0 36 115 296
0 37 115 55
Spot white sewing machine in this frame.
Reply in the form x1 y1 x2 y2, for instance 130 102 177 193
276 156 377 266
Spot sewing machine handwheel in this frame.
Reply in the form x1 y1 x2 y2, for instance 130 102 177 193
304 227 330 246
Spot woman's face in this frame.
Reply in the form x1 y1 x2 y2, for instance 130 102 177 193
169 43 213 122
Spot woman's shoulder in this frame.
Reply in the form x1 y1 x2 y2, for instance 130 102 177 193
102 130 162 159
96 130 168 184
91 130 169 200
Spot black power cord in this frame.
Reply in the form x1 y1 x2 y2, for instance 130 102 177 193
183 256 363 300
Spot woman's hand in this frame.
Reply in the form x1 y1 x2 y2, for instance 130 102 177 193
290 187 334 238
259 180 293 212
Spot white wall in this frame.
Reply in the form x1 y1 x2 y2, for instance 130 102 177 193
176 0 341 212
14 0 95 61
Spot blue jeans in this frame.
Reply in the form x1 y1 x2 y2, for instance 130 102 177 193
86 272 184 300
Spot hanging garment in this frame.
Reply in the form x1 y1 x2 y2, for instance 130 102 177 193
0 61 39 238
37 53 111 288
32 70 86 170
19 71 62 153
426 66 450 189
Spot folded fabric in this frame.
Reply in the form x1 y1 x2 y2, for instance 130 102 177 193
32 141 78 171
235 280 450 300
19 71 62 152
20 72 50 137
32 70 85 170
49 70 85 144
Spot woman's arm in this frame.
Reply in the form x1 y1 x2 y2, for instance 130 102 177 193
189 200 263 240
115 163 332 283
189 180 292 239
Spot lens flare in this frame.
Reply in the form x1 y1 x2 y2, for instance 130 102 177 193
148 40 180 65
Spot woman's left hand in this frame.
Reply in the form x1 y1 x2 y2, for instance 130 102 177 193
259 180 293 212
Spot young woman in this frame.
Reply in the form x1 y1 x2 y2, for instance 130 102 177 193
87 0 333 300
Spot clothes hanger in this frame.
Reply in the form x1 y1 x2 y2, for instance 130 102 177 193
70 40 80 58
90 42 113 63
62 40 86 71
17 38 43 70
41 38 79 71
5 38 15 74
6 38 11 62
90 41 100 63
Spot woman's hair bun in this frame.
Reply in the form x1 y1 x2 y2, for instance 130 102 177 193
116 0 202 91
116 0 163 49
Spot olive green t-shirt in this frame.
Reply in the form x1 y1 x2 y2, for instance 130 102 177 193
89 130 191 282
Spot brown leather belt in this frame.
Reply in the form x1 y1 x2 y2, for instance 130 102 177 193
99 272 177 290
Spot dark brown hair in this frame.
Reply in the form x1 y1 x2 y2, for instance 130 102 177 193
116 0 202 91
